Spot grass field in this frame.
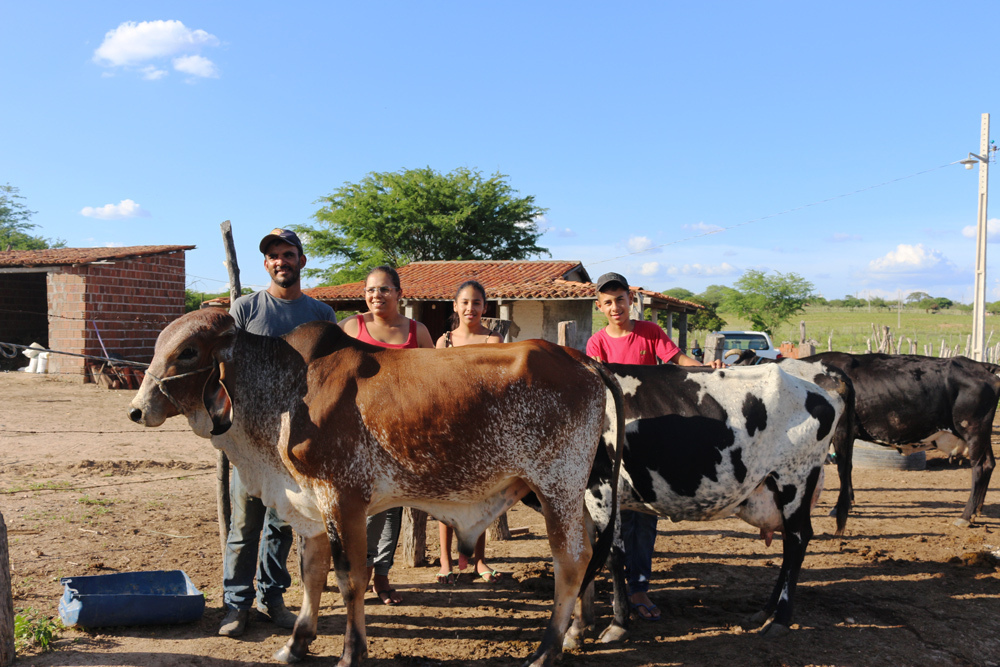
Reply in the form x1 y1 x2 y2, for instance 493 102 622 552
714 307 989 354
596 307 998 356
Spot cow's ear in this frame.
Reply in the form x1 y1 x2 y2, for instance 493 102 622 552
211 320 238 364
203 362 233 435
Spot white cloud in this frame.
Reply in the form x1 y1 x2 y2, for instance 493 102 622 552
141 65 168 81
103 241 125 248
666 262 737 277
627 236 653 253
80 199 151 220
961 218 1000 242
174 54 219 78
682 222 723 234
868 244 944 273
639 262 660 276
554 227 576 238
93 20 220 79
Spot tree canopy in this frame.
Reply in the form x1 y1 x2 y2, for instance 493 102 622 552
0 184 64 250
729 269 815 336
299 167 549 284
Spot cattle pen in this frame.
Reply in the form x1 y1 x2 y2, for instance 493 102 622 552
4 370 1000 666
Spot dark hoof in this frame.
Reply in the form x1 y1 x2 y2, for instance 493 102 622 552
744 610 769 628
274 645 306 664
759 621 791 638
598 622 629 644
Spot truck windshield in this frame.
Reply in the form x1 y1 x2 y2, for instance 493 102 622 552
723 334 768 351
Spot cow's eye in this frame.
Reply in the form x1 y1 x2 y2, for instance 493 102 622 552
177 348 198 361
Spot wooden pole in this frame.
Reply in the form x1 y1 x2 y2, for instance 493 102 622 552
557 321 577 347
401 508 427 567
0 511 14 666
217 220 240 556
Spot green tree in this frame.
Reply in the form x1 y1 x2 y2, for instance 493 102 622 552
699 284 741 312
841 294 865 309
0 184 64 250
906 291 931 304
663 287 694 300
730 269 815 336
671 296 726 332
300 167 549 284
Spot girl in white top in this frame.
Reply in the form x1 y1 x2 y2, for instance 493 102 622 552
434 280 503 584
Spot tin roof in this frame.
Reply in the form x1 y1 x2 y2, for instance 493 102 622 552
0 245 195 268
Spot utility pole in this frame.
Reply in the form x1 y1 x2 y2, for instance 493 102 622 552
970 114 991 361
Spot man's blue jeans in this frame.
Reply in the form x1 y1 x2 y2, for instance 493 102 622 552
366 507 402 577
621 509 658 596
223 466 293 610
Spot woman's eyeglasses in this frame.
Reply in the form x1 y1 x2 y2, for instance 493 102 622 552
365 286 396 296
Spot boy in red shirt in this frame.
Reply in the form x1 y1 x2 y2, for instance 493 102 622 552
586 272 721 621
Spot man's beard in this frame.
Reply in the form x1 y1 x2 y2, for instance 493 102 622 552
271 266 299 288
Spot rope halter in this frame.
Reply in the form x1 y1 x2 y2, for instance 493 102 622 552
143 364 216 413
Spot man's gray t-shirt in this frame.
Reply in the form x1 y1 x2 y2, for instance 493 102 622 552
230 290 337 337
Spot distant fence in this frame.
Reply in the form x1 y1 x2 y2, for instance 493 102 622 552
783 322 1000 361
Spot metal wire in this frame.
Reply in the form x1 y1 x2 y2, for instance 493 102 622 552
0 341 150 368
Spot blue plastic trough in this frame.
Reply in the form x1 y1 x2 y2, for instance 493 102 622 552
59 570 205 628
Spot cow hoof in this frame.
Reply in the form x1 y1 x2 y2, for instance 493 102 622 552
562 634 582 652
759 622 790 638
274 646 305 664
745 610 769 628
954 517 972 528
598 623 629 644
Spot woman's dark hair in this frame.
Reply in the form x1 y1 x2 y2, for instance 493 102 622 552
449 280 489 330
454 280 487 303
366 265 401 289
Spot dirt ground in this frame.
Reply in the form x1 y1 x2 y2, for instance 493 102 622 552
5 372 1000 667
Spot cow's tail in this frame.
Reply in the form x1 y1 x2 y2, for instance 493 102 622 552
580 360 625 592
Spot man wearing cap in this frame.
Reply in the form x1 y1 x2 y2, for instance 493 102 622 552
586 271 721 623
219 228 337 638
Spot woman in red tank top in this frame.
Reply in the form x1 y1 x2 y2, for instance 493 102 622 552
339 265 434 606
340 265 434 349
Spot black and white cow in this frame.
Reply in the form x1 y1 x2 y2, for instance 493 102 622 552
559 357 854 648
732 351 1000 529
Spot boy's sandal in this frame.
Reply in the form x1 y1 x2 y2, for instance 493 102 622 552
630 602 660 621
435 572 457 585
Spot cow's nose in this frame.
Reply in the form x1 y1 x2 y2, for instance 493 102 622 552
128 407 143 423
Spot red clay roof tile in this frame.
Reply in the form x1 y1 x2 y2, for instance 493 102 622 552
0 245 195 268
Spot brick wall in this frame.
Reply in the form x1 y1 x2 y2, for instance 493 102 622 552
47 252 187 379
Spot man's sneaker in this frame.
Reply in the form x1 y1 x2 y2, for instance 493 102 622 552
256 598 298 629
218 608 249 637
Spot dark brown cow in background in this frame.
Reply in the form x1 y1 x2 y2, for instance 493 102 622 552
128 308 624 667
732 350 1000 529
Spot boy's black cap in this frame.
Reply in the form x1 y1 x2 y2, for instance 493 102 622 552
595 272 630 293
259 228 304 254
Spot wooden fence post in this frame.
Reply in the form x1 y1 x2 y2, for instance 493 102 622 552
799 320 806 344
217 220 240 557
1 511 14 666
401 508 428 567
703 333 725 365
558 321 577 347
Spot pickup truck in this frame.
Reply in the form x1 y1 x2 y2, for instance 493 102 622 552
712 330 783 361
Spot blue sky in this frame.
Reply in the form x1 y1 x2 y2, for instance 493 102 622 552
3 3 1000 302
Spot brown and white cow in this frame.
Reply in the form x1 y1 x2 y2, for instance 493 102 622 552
127 308 623 667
